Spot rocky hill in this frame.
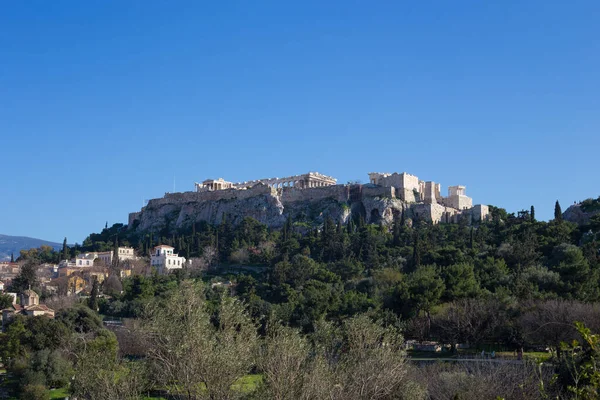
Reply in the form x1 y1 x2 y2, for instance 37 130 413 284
0 234 62 261
128 183 486 234
563 197 600 225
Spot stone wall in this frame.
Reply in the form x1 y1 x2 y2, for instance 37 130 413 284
371 172 420 192
360 185 395 199
411 203 448 223
471 204 490 221
445 194 473 210
402 173 420 191
397 188 418 203
420 182 441 204
128 212 141 226
280 185 350 204
147 184 275 208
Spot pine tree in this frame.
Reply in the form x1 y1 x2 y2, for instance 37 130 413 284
530 205 536 222
88 277 99 311
112 236 119 271
62 237 69 261
555 200 563 221
10 260 38 292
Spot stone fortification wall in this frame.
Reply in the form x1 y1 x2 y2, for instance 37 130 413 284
471 205 490 221
411 203 447 224
410 203 483 224
146 184 274 208
128 212 141 226
420 182 442 204
401 173 420 191
444 195 473 210
370 172 419 192
397 188 418 203
280 185 349 204
360 185 395 199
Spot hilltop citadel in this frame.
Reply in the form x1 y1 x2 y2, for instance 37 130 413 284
129 170 489 233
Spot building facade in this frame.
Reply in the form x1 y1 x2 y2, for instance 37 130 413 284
75 252 97 267
151 245 186 274
2 289 54 330
96 247 137 265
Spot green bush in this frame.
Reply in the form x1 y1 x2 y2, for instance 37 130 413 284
581 196 600 212
20 384 50 400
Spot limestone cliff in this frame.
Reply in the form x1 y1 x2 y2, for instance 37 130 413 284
128 183 484 234
563 198 600 225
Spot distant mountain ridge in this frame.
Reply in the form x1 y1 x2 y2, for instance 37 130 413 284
0 234 62 261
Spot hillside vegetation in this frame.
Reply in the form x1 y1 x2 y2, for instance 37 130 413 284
4 202 600 399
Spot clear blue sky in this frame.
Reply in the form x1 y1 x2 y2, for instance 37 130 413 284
2 1 599 244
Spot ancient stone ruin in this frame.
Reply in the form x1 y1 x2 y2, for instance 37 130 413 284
129 170 490 233
195 172 337 191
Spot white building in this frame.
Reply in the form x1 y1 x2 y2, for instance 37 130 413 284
75 252 97 267
151 245 186 274
97 247 137 265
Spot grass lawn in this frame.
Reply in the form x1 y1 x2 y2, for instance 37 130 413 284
49 387 69 399
231 374 263 393
496 351 553 362
141 374 263 399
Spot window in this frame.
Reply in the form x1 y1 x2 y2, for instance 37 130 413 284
168 259 171 265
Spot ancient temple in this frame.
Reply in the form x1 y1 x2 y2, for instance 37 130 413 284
195 172 337 192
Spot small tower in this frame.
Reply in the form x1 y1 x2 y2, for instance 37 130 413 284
21 287 39 307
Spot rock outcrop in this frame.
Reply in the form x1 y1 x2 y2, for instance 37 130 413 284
563 199 600 225
128 183 486 234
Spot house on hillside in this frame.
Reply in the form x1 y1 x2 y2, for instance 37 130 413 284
2 289 55 330
151 245 186 274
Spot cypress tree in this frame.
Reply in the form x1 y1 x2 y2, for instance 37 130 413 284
62 237 69 260
554 200 563 221
112 236 119 271
88 277 99 311
10 252 14 263
530 205 535 222
413 232 421 268
469 226 474 249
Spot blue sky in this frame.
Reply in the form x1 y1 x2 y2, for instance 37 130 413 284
1 1 599 243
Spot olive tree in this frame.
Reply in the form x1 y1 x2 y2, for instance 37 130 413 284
141 281 257 399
